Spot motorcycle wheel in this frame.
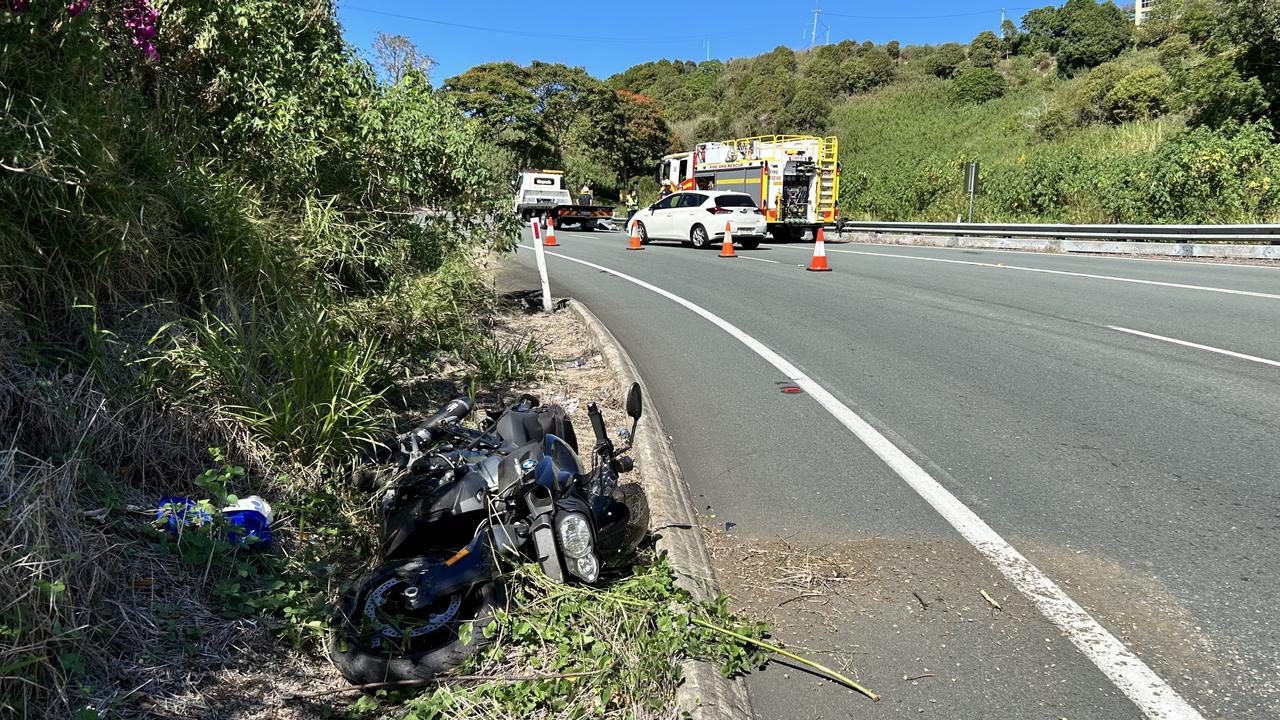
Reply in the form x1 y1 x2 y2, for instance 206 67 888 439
327 557 504 685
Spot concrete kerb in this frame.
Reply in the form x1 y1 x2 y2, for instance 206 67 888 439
567 299 754 720
843 230 1280 260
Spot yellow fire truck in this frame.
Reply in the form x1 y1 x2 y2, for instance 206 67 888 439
657 135 839 241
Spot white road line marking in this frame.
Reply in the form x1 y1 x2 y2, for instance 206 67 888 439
1109 326 1280 368
535 246 1205 720
789 247 1280 300
738 255 781 265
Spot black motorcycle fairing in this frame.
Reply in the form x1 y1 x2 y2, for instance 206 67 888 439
497 405 579 453
495 442 541 495
403 528 502 611
382 470 489 559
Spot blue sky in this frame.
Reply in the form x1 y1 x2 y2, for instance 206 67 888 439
336 1 1044 83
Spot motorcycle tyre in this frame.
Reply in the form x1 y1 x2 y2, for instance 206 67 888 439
327 559 504 685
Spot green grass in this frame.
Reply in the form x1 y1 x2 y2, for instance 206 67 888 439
832 62 1191 222
834 78 1049 177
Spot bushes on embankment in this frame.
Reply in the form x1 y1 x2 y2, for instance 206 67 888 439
1 1 514 714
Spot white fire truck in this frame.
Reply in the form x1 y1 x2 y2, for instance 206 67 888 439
657 135 839 241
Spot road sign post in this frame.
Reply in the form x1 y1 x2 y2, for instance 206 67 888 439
531 218 552 313
964 161 980 223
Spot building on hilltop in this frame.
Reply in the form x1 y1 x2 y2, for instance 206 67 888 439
1133 0 1156 24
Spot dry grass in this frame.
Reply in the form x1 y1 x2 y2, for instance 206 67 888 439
0 357 359 718
0 294 667 718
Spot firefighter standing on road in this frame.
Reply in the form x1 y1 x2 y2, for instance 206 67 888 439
659 178 676 197
578 183 593 206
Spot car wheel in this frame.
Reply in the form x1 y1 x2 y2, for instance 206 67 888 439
738 238 760 250
637 222 651 245
690 224 710 249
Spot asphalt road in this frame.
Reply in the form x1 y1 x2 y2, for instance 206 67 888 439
499 229 1280 720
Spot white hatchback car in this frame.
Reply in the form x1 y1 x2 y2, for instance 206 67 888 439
629 191 767 249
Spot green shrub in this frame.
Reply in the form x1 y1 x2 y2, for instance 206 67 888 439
1104 67 1173 122
1004 56 1039 86
1035 101 1084 140
1101 121 1280 222
927 43 967 78
1076 60 1132 122
986 151 1099 220
1180 55 1268 128
1157 34 1197 79
841 52 896 93
969 31 1002 68
951 66 1008 103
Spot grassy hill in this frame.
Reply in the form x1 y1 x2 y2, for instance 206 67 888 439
608 0 1280 224
831 62 1183 222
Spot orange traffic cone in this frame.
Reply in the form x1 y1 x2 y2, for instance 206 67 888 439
807 227 832 272
626 221 644 250
543 217 559 247
718 221 736 258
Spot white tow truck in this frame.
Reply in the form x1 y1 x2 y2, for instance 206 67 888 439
657 135 839 241
513 170 615 231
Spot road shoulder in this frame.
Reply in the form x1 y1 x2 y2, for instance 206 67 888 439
569 299 754 720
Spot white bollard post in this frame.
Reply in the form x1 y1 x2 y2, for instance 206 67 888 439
531 217 552 313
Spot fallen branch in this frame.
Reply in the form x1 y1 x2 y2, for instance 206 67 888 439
689 617 880 702
777 592 824 607
604 591 880 701
979 589 1002 611
282 669 606 702
905 672 936 682
911 590 929 610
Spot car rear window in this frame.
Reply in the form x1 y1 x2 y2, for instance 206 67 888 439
715 195 757 208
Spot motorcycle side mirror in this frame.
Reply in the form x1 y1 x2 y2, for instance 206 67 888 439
625 383 643 420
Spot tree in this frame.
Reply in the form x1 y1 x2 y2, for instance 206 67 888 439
775 78 832 134
928 43 967 78
841 52 895 93
1180 55 1267 127
443 62 552 168
1001 19 1024 57
969 30 1002 67
526 62 615 153
1219 0 1280 124
1055 0 1133 75
1022 6 1062 54
951 66 1008 103
372 33 435 85
612 90 675 185
886 40 901 61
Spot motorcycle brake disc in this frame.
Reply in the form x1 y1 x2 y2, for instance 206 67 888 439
365 577 463 641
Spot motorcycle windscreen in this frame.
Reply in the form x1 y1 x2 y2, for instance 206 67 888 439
538 435 585 490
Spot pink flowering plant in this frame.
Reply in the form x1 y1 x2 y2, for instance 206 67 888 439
2 0 159 61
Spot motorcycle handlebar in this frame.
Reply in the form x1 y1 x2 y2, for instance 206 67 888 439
418 396 473 438
586 402 608 446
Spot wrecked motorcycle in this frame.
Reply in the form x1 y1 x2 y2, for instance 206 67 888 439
328 385 649 685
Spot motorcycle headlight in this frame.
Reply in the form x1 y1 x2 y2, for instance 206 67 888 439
569 552 599 583
556 512 593 559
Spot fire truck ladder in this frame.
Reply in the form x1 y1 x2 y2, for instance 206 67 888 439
817 136 839 223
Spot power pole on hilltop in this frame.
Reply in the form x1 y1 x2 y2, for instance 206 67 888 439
810 7 821 48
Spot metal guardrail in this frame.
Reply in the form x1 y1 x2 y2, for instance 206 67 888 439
838 220 1280 244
